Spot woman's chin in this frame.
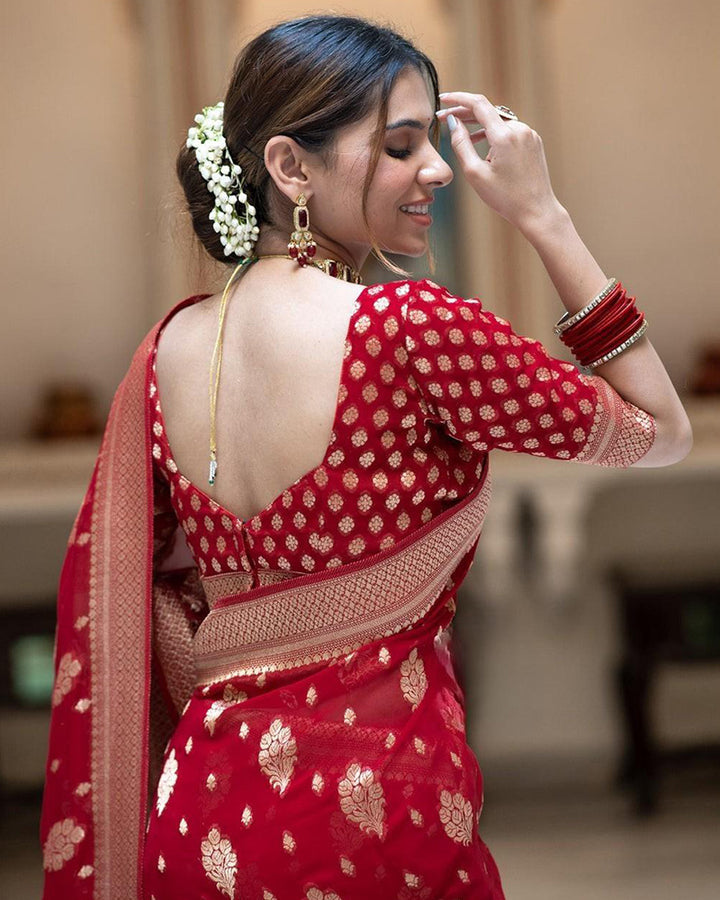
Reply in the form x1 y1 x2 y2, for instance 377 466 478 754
380 239 429 259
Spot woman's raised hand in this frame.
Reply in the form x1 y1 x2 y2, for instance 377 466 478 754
438 91 562 236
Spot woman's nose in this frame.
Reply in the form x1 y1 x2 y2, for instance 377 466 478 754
420 148 454 188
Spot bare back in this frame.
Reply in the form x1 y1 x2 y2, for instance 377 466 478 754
154 266 366 523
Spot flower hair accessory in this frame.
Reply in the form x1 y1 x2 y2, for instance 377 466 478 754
186 101 260 259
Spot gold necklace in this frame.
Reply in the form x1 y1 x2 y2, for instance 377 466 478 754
255 253 363 284
208 253 363 485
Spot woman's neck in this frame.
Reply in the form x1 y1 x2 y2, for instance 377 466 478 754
254 226 367 271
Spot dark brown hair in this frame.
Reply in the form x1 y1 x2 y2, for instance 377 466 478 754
176 14 440 274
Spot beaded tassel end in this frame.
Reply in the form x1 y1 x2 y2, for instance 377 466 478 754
209 452 218 485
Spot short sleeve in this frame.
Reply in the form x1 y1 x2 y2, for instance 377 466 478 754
400 279 656 468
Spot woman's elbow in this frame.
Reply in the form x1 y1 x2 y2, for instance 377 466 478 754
633 416 693 467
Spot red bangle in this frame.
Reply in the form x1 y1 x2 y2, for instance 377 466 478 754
575 312 646 367
559 288 630 349
560 290 632 349
573 304 643 361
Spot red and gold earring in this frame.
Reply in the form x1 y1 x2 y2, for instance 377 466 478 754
287 193 317 267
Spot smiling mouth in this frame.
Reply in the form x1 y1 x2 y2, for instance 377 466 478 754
400 203 432 215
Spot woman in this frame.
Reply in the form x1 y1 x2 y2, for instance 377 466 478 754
40 14 692 900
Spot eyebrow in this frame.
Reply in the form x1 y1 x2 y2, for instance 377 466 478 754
385 118 433 131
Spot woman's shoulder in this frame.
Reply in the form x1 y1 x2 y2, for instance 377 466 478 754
370 277 494 329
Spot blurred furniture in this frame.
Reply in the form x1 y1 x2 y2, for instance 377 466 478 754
473 396 720 609
613 574 720 815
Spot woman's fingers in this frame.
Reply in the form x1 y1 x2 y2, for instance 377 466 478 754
443 113 489 183
439 91 509 141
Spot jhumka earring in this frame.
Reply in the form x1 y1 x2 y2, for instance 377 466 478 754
287 193 317 267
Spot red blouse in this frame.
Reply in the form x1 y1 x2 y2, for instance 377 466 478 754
149 278 656 585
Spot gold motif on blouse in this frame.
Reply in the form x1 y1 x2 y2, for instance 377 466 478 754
306 685 318 707
238 721 249 740
73 781 91 797
258 718 298 796
312 771 325 795
201 827 237 899
42 817 86 871
156 749 178 816
399 648 428 710
241 805 253 827
343 707 357 726
438 790 474 846
338 763 386 840
179 818 188 835
78 864 93 878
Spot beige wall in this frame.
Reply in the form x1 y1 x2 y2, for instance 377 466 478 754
1 1 147 440
541 0 720 391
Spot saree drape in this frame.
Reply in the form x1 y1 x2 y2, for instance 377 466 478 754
39 293 501 899
40 276 657 899
39 295 210 899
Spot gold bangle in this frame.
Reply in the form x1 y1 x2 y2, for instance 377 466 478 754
585 320 649 369
554 278 618 336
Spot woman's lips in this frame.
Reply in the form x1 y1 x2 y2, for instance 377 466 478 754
400 205 433 226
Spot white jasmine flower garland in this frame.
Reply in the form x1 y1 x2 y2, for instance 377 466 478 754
186 101 260 259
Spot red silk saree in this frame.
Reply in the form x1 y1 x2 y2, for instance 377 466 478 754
40 278 656 899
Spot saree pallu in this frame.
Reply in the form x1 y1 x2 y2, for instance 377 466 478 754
39 294 504 899
40 298 209 899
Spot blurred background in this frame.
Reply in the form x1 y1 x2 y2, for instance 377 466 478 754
1 1 719 897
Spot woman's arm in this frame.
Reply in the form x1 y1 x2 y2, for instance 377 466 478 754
520 203 693 466
438 91 692 467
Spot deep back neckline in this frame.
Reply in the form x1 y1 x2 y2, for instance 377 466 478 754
150 283 378 531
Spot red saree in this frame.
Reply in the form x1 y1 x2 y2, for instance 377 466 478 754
40 278 656 900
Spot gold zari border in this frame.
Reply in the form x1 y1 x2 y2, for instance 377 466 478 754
193 469 492 684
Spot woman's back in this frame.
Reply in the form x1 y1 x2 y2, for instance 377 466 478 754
151 275 492 584
155 265 364 524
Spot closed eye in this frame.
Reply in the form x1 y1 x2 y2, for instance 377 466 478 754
386 148 412 159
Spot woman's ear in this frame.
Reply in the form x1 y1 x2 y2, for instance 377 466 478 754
264 136 313 203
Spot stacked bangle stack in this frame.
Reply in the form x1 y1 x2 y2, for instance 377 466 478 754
554 278 649 369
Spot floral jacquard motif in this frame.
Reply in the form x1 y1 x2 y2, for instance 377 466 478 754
438 790 475 846
51 653 81 707
338 762 386 839
204 684 248 736
201 826 238 899
438 685 466 733
42 817 86 871
156 748 178 816
399 647 428 711
306 888 342 900
258 718 298 796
